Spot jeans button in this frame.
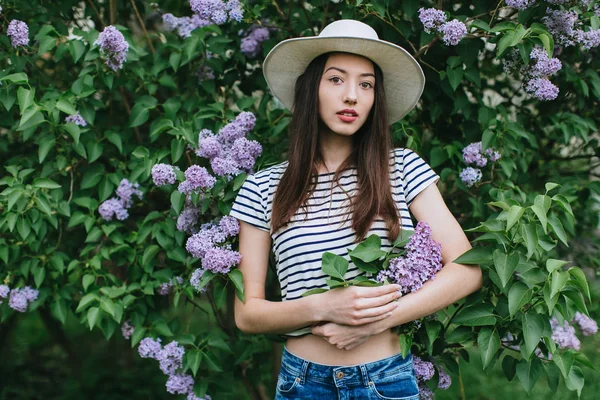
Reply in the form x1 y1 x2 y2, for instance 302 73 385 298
336 371 344 379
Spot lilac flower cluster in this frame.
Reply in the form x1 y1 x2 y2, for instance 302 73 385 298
7 20 30 48
573 311 599 336
241 26 271 58
137 338 204 396
459 142 501 187
541 7 600 50
521 45 562 101
187 216 241 287
189 0 244 25
121 320 135 339
413 356 452 397
505 0 536 10
376 222 442 295
3 285 39 312
65 113 87 127
196 65 216 82
178 165 216 195
177 207 202 234
162 13 211 38
418 8 467 46
98 179 143 221
152 163 177 186
94 26 129 71
195 112 262 178
158 276 184 296
550 317 581 350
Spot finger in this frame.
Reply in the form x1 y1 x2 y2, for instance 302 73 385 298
357 291 402 310
354 310 394 325
359 284 402 298
355 301 398 320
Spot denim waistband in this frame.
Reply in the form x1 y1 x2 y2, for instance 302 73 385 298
280 346 414 388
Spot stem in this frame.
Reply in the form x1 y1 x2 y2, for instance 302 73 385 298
414 36 440 59
85 0 105 29
444 302 466 329
110 0 117 25
458 354 466 400
129 0 155 54
489 1 504 27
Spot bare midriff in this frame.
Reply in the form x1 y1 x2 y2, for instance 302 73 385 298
285 329 400 365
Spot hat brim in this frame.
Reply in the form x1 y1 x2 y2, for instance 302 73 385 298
263 36 425 124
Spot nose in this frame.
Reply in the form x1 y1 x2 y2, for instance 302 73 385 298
344 85 357 105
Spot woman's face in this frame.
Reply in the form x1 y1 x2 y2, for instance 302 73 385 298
318 53 376 138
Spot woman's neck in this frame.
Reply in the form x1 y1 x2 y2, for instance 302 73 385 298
318 129 353 174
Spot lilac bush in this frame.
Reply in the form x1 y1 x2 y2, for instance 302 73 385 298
418 8 466 46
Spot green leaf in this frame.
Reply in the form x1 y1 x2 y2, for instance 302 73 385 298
69 40 86 63
548 214 568 246
446 66 463 91
302 288 329 297
453 247 493 265
321 252 348 280
20 106 46 131
187 350 203 377
142 245 160 267
543 362 560 393
552 350 574 379
17 87 35 113
453 304 496 326
505 205 525 232
502 355 518 381
568 267 591 302
564 366 584 397
154 320 174 336
546 259 568 273
131 327 146 348
493 250 519 290
349 234 386 262
228 269 245 303
171 138 186 163
129 103 150 127
516 358 543 394
522 313 545 359
50 298 68 324
170 190 185 215
17 217 31 240
551 194 573 217
425 321 443 355
522 224 538 260
399 334 413 359
87 141 103 163
0 73 28 84
33 196 52 216
471 19 491 32
350 256 380 274
87 307 100 330
203 351 223 372
56 98 77 115
478 327 500 369
550 271 569 298
33 178 61 189
32 263 46 287
508 282 532 317
76 293 98 312
38 136 55 163
64 123 81 145
82 274 95 291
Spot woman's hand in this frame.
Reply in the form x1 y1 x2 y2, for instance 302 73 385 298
315 284 402 326
311 320 385 351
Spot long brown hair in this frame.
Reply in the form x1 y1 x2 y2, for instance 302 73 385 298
271 52 400 242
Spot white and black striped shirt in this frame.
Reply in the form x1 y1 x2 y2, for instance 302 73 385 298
230 148 439 336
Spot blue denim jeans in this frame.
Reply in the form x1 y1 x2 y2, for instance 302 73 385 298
274 347 420 400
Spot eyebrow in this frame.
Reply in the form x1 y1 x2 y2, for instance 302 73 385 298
324 66 375 78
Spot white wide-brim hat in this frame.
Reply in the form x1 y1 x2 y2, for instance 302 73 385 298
263 19 425 124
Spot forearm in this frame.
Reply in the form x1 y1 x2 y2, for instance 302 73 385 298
235 294 323 334
374 262 482 332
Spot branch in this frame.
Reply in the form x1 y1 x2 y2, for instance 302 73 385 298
110 0 117 25
129 0 155 54
414 36 440 59
85 0 105 29
366 11 418 54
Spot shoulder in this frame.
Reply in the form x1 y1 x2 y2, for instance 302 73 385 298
251 160 288 187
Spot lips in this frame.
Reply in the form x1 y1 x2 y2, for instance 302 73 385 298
336 109 358 117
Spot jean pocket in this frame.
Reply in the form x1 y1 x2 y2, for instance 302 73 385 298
276 373 300 394
368 373 419 400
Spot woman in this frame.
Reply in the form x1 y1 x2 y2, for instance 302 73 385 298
230 20 482 399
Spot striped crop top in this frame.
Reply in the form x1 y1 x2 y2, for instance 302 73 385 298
229 148 440 337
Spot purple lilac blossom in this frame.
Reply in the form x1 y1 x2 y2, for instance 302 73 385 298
94 26 129 71
418 8 447 34
21 287 39 302
439 20 467 46
573 312 598 336
550 317 581 350
121 320 135 339
542 9 578 47
505 0 536 10
462 142 487 167
438 368 452 389
459 167 482 187
65 113 87 127
177 207 202 234
226 0 244 22
178 180 194 195
231 138 263 170
177 15 211 38
190 0 229 25
377 222 442 295
197 65 215 81
188 393 212 400
529 46 562 77
418 384 434 400
546 0 569 5
413 356 435 381
184 165 216 190
138 337 163 359
158 341 185 375
190 268 208 293
210 156 240 176
7 20 30 48
197 130 222 158
166 374 195 395
201 247 242 274
8 286 39 312
116 179 143 208
219 216 240 237
98 198 129 221
241 27 270 57
574 29 600 50
162 13 180 31
0 284 10 302
484 148 501 162
186 230 216 258
526 77 559 101
152 163 177 186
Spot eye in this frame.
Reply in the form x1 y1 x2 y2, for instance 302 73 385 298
360 82 373 89
328 76 343 84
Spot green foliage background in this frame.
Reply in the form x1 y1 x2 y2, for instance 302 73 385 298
1 0 599 399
